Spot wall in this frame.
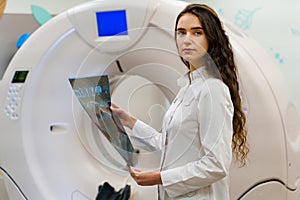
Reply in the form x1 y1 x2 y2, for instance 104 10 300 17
5 0 87 14
0 0 89 79
183 0 300 110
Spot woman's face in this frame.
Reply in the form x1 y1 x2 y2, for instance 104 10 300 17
176 13 209 70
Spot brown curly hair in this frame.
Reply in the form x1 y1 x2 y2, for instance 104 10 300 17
175 4 249 166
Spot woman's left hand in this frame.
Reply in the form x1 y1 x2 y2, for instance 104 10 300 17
127 165 162 186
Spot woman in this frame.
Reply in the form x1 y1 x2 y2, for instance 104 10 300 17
111 4 248 199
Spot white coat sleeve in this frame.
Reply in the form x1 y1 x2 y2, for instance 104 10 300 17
160 80 234 197
129 120 162 151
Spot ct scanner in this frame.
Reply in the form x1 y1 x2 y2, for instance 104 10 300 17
0 0 300 199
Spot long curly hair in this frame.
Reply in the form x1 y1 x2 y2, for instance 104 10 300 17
175 4 249 166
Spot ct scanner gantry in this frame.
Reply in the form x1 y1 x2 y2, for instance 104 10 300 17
0 0 300 199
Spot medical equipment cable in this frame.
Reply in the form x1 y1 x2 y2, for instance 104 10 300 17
237 178 297 199
0 166 28 200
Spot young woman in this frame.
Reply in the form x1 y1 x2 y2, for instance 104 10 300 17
111 4 248 199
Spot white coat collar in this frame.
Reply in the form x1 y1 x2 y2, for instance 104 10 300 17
177 66 207 87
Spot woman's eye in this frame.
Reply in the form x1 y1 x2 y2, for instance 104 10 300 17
194 31 202 36
177 31 185 36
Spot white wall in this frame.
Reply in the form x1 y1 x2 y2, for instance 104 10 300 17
5 0 88 14
183 0 300 110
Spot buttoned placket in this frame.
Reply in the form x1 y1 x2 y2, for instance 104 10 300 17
158 83 190 200
157 68 206 199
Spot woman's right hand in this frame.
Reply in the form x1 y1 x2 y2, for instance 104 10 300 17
110 103 137 129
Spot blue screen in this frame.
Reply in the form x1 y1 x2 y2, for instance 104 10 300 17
96 10 128 37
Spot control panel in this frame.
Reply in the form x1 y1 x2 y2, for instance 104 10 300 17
4 70 29 120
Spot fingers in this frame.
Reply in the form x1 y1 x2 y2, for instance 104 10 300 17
127 165 137 181
126 165 131 172
110 104 120 115
110 104 136 129
126 166 161 186
127 165 139 175
110 103 122 114
127 165 141 181
110 102 119 108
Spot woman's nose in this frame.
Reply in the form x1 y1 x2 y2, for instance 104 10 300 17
183 32 192 43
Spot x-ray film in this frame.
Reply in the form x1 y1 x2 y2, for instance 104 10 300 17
69 74 137 166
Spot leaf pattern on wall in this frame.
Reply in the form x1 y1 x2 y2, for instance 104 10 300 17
234 8 261 30
31 5 52 25
291 28 300 37
269 48 284 64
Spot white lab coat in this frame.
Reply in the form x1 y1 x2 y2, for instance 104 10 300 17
129 67 234 199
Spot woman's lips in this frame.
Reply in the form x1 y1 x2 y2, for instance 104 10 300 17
182 48 195 53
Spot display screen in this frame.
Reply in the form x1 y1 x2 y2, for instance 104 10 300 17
11 70 29 83
96 10 128 37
